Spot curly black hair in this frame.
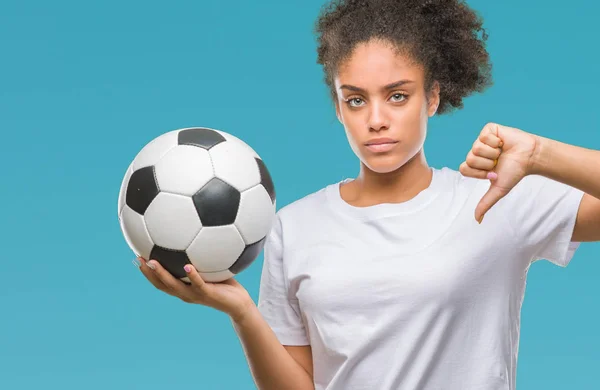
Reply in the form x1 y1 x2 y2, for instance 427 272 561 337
314 0 493 114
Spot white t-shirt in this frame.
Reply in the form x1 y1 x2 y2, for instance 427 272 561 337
257 167 584 390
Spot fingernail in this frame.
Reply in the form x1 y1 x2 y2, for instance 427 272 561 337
499 141 504 148
487 171 498 180
493 159 498 167
132 258 141 268
184 264 193 273
146 260 156 270
478 215 484 224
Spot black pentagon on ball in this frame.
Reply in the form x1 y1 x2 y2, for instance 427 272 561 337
125 165 160 215
192 177 240 226
178 128 226 150
255 158 275 204
149 246 191 280
229 236 267 274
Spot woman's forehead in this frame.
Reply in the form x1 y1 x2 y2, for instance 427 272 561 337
335 49 424 91
337 41 422 76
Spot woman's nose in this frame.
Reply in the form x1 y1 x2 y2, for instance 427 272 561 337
368 102 390 131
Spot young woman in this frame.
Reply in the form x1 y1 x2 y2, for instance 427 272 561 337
136 0 600 389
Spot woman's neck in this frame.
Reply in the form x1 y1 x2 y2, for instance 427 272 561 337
340 150 433 207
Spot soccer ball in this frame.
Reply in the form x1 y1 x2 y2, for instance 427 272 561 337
117 127 276 283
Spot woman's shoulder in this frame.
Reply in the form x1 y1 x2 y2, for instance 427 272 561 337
276 180 339 220
432 166 485 196
438 166 579 208
275 168 480 216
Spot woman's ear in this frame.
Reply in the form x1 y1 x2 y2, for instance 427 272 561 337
428 81 440 117
335 100 343 124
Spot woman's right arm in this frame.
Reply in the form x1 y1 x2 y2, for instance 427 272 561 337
232 304 314 390
137 257 314 390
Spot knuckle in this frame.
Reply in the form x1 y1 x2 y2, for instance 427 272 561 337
148 279 165 290
192 277 207 289
156 286 172 295
465 154 477 165
192 285 208 298
483 123 496 136
180 296 194 304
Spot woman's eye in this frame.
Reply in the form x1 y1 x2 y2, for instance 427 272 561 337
347 98 364 107
390 93 407 102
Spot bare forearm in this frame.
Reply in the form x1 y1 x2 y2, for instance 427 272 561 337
531 136 600 199
231 304 314 390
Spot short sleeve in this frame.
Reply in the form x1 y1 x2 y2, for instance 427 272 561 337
504 174 585 267
257 214 309 345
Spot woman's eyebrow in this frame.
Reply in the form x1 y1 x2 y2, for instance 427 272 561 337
339 79 414 93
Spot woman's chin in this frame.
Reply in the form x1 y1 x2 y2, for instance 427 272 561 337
363 156 405 174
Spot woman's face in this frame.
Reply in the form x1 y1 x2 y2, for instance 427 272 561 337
334 39 439 174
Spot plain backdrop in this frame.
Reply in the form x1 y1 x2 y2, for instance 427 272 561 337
0 0 598 389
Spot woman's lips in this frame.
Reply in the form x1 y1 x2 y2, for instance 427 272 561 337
364 138 398 153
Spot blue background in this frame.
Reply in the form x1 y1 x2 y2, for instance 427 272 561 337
1 0 598 388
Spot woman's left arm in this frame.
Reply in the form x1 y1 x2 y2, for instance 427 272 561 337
529 136 600 242
460 122 600 242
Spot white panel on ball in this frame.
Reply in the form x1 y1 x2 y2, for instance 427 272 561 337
144 193 202 250
199 269 236 283
187 225 246 272
120 205 154 260
154 145 214 196
132 130 179 171
118 163 133 215
209 140 261 192
214 129 260 159
235 185 276 244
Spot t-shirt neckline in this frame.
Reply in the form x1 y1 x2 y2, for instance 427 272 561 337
326 167 442 220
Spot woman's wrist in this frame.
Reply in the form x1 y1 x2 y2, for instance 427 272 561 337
230 298 259 327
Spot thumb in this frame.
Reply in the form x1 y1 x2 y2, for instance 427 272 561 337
476 184 509 223
183 263 212 293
